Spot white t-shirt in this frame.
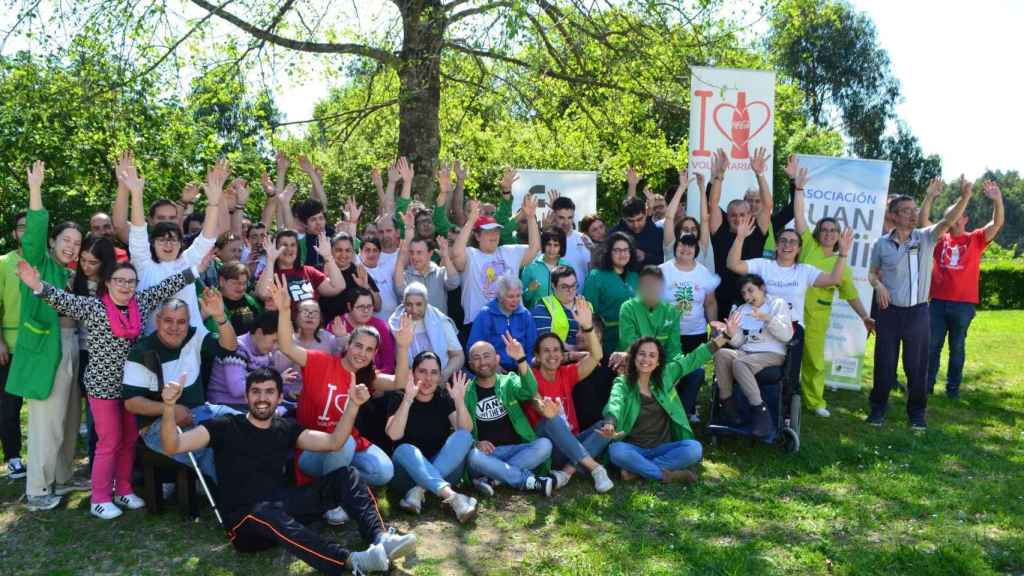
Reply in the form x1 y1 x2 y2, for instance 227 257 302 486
733 298 790 355
745 258 822 325
564 230 592 292
130 225 215 334
461 245 528 324
363 250 400 321
659 261 721 335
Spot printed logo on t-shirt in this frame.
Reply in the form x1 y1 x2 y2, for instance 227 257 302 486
288 277 315 302
480 254 510 300
940 242 965 270
318 383 348 425
671 282 695 316
475 394 508 421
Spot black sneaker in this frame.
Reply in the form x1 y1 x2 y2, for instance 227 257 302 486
865 406 886 427
526 475 554 498
749 404 774 438
718 395 742 427
6 458 26 479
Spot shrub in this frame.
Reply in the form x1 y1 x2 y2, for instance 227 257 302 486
978 260 1024 309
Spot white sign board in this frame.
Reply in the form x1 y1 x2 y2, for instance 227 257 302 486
509 169 598 225
687 67 775 217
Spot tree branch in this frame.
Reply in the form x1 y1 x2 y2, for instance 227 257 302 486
189 0 399 65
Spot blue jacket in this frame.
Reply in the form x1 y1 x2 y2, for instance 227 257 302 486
467 298 538 371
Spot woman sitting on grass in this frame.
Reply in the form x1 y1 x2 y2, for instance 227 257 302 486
601 330 728 484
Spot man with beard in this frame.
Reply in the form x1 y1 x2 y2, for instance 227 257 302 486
161 367 415 574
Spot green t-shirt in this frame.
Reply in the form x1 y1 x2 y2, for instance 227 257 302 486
583 268 639 353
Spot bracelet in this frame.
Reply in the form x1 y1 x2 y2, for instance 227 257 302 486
839 253 848 258
580 325 594 333
795 188 805 192
514 356 527 365
215 316 229 326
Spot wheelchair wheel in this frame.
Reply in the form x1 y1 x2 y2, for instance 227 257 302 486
789 394 802 437
782 427 800 453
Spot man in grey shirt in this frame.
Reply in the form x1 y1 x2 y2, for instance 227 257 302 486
393 236 461 315
866 178 972 430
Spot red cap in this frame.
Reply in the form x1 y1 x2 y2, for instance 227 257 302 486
473 215 503 231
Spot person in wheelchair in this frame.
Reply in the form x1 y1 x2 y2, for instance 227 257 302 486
713 274 794 438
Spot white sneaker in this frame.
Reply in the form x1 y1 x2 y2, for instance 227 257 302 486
115 493 146 510
323 506 349 526
551 470 571 490
814 407 831 417
349 542 389 575
399 486 426 515
591 465 614 493
377 527 417 560
90 501 123 520
444 492 478 524
25 494 62 511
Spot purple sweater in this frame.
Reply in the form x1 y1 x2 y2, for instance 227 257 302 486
207 333 277 406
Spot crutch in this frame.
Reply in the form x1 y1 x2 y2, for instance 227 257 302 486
176 425 223 526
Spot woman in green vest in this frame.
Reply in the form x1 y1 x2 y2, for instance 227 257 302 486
8 161 85 511
583 231 639 354
601 330 728 483
790 163 875 417
520 227 568 310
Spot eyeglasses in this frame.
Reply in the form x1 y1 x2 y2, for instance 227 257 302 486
611 247 631 254
110 277 138 287
298 309 320 317
557 283 577 291
353 304 373 312
155 237 181 245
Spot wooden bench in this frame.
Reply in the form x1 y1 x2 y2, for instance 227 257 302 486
138 444 199 520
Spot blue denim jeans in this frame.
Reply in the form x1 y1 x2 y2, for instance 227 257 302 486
142 403 241 481
467 437 552 489
607 439 703 481
298 437 395 487
391 429 474 496
534 417 611 469
928 299 976 395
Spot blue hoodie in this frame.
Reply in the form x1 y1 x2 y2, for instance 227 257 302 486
467 297 538 371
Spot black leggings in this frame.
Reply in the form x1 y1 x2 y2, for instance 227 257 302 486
226 466 385 575
0 355 23 461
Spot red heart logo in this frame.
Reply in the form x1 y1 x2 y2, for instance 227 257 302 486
712 99 771 158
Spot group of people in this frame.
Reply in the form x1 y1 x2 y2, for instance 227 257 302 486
0 147 1002 574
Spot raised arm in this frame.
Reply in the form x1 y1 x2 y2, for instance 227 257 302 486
314 233 346 297
17 262 95 321
572 297 602 380
275 152 290 229
933 176 973 237
452 199 479 272
662 168 687 250
981 180 1004 243
792 161 810 235
708 148 728 233
519 194 541 269
397 156 414 201
625 166 639 201
447 371 472 432
277 183 297 232
383 160 399 215
160 374 211 455
271 273 308 367
390 313 414 394
696 171 711 251
112 152 131 244
812 228 852 287
259 173 278 229
393 237 410 294
254 236 280 299
726 215 755 275
27 160 44 211
451 160 468 226
298 155 326 209
385 374 417 442
918 177 943 228
200 287 237 352
200 159 228 241
750 146 773 235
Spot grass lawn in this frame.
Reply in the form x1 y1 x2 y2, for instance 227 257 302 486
1 310 1022 575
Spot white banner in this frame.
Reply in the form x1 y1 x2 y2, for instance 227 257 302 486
509 169 598 225
796 154 891 390
687 67 775 216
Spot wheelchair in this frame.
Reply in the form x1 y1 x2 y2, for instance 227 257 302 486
705 324 804 453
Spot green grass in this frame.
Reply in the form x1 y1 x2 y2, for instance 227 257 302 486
2 311 1023 575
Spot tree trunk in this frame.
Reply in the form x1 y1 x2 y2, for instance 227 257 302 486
397 2 445 201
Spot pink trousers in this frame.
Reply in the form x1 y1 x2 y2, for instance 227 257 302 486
87 397 138 504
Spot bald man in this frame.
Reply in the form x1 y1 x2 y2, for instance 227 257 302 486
89 212 129 262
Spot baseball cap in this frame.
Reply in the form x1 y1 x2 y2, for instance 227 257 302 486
474 215 503 231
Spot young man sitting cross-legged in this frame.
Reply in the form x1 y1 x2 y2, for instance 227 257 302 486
159 368 416 575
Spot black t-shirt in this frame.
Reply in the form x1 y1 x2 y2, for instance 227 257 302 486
572 362 615 431
711 216 766 319
355 394 393 454
319 264 379 326
224 295 262 335
385 390 456 459
203 414 303 520
302 225 335 270
473 386 521 447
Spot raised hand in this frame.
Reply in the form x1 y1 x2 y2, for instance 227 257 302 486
315 231 332 260
500 167 518 194
16 261 42 292
608 351 628 373
298 155 318 177
396 156 414 182
181 182 201 205
794 166 809 190
281 367 299 385
403 373 418 399
784 154 799 179
502 331 524 360
983 180 1002 200
625 166 639 189
838 228 854 255
959 174 973 200
395 313 414 349
269 273 292 311
263 236 281 263
117 156 145 197
926 177 944 200
454 160 467 183
279 183 297 206
387 159 401 183
206 158 230 206
711 148 729 179
571 296 592 328
749 146 770 175
27 160 45 193
353 264 370 289
521 193 537 219
401 208 415 234
161 373 188 405
345 197 363 224
736 214 756 239
275 151 290 177
447 371 469 403
199 286 226 320
349 383 371 406
436 235 450 259
329 315 350 340
232 178 250 207
695 171 706 195
677 168 689 191
197 249 216 274
466 199 481 221
370 167 384 191
260 173 277 198
546 188 560 208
